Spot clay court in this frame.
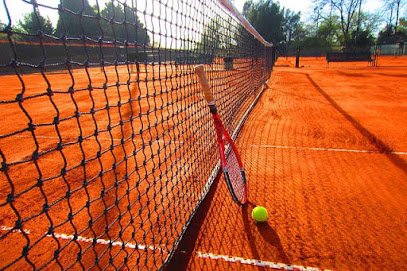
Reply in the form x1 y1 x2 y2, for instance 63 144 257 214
1 54 406 270
2 0 407 268
168 56 407 270
0 57 268 270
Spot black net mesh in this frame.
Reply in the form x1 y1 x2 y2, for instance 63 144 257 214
0 0 273 269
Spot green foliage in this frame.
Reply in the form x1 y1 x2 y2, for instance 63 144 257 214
55 0 99 38
317 16 341 47
397 17 407 33
0 20 6 39
196 15 238 58
242 0 309 55
236 0 382 54
311 0 367 49
292 11 375 54
377 17 407 44
99 2 149 45
284 10 302 45
347 12 377 49
17 11 54 36
292 17 341 56
242 0 285 44
54 0 150 44
351 30 375 49
308 1 381 51
197 16 222 57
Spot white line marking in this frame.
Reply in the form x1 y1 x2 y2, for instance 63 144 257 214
0 225 30 234
12 135 406 155
50 232 163 251
197 252 330 271
249 144 407 155
0 225 165 252
12 135 184 145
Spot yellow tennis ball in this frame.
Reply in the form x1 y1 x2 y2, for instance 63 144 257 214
252 206 268 222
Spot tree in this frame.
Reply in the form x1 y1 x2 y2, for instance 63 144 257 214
0 20 6 39
310 0 339 47
381 0 406 34
359 12 383 35
316 15 341 49
400 17 407 30
99 2 149 45
314 0 362 48
312 0 381 49
283 10 302 52
384 0 396 33
55 0 99 38
349 11 378 48
197 16 222 58
293 15 342 55
351 29 375 48
242 0 285 45
18 11 54 36
394 0 406 32
377 17 407 43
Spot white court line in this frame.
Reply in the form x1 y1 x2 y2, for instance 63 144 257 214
1 225 31 234
250 144 407 155
2 226 330 270
197 252 330 271
0 225 164 252
12 135 185 145
12 135 407 155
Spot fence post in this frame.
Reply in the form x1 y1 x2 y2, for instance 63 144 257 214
295 46 300 68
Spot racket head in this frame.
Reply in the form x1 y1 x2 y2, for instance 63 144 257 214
213 115 247 205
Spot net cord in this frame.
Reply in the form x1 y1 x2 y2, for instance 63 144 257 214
218 0 273 48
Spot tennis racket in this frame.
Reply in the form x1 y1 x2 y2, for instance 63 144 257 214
194 65 247 205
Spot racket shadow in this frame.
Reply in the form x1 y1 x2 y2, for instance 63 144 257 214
242 201 290 265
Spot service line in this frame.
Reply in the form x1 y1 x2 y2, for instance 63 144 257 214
249 144 407 155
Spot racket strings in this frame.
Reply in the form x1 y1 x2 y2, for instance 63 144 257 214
226 147 245 202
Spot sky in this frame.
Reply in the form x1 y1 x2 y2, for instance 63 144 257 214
232 0 384 17
0 0 405 45
0 0 388 27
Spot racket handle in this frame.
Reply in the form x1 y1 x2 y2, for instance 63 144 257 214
195 65 215 105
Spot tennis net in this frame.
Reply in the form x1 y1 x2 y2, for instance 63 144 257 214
0 0 274 269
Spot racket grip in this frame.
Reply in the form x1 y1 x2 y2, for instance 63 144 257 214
195 65 215 105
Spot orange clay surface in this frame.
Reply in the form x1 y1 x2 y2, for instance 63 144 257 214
0 60 264 270
168 56 407 271
1 56 406 270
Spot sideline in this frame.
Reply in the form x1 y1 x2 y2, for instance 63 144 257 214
197 251 331 271
0 225 165 252
249 144 407 155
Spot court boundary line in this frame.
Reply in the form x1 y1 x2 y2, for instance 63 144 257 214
13 135 184 145
197 251 331 271
12 135 407 155
0 225 165 252
249 144 407 155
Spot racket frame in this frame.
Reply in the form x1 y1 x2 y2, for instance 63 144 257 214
195 65 248 205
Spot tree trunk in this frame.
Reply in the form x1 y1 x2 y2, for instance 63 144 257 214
389 7 393 27
357 0 362 34
395 0 400 34
356 0 362 44
327 6 333 50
